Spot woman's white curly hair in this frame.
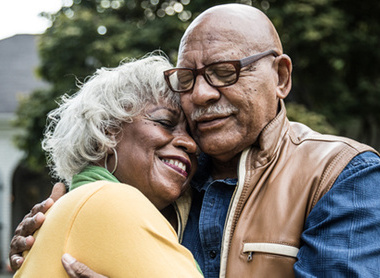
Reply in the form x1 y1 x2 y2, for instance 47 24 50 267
42 53 179 184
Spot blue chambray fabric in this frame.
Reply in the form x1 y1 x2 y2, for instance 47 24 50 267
182 153 236 278
183 151 380 278
294 151 380 277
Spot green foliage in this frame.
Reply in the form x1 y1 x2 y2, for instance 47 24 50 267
13 88 59 172
286 102 337 135
13 0 380 171
262 0 380 146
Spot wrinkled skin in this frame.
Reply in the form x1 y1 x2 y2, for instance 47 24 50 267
177 4 291 179
9 4 292 277
108 101 197 210
9 102 197 277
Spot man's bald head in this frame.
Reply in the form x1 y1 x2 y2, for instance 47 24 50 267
176 4 292 163
179 4 283 58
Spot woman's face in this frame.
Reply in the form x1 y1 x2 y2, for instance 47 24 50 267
111 100 197 210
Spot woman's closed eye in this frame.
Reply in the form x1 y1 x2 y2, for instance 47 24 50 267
156 119 175 129
145 106 180 130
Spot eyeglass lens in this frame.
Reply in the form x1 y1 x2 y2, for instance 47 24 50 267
168 70 193 91
168 63 238 92
205 63 237 86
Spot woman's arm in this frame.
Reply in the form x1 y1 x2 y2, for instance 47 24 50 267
9 182 103 278
14 181 202 278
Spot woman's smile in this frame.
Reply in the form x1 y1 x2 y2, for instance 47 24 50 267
111 101 197 210
161 156 192 177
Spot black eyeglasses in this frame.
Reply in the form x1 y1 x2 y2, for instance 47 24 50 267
164 49 278 93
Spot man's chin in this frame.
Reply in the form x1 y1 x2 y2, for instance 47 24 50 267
198 141 236 162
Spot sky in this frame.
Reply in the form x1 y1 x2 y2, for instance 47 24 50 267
0 0 65 40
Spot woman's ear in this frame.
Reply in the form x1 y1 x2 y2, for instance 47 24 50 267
105 130 117 155
106 147 114 155
275 54 292 99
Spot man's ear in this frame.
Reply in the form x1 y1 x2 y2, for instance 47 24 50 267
275 54 292 99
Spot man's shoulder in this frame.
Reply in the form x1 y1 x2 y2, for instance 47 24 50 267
288 121 378 156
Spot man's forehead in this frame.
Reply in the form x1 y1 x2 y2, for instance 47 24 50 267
178 35 245 67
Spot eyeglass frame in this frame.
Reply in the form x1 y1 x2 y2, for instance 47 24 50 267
164 49 279 93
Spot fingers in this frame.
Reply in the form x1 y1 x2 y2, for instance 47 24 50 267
29 198 54 217
10 254 24 271
50 182 67 202
9 208 46 271
9 235 35 271
9 183 66 272
62 254 108 278
24 183 66 221
15 182 66 237
10 235 35 255
10 212 42 264
14 212 46 240
16 197 52 226
28 182 66 217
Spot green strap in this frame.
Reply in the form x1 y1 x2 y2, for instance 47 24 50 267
70 165 119 191
195 261 204 276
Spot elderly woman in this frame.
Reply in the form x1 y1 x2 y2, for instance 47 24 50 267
13 55 203 277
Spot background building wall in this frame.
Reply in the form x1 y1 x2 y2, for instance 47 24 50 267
0 34 48 271
0 117 23 270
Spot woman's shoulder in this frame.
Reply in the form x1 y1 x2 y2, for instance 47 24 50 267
62 181 155 214
46 181 160 227
67 180 147 201
44 180 173 244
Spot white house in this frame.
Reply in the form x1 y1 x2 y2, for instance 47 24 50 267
0 34 48 271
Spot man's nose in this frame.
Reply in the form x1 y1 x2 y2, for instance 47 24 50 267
190 75 221 106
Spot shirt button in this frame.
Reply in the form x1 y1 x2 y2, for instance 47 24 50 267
209 250 217 259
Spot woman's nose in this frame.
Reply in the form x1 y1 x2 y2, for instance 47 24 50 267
173 130 197 154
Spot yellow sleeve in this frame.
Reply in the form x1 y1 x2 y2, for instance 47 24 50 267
15 181 202 278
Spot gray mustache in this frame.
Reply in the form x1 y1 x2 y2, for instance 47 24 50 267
190 104 239 121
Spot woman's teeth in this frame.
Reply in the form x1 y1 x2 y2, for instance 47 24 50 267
162 159 187 172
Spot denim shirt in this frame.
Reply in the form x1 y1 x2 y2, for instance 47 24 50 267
181 153 237 278
181 151 380 277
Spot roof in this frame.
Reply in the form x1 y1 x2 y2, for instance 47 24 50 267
0 34 49 113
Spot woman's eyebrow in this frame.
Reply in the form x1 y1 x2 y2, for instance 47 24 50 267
147 106 179 116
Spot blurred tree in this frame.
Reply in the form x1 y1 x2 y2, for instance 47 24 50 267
13 0 252 172
286 102 337 135
261 0 380 147
13 0 379 173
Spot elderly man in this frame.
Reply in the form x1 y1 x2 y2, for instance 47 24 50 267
165 4 380 277
10 4 380 277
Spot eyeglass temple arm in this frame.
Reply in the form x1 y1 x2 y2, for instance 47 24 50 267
240 50 279 68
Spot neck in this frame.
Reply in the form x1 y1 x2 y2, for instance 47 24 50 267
211 154 240 180
160 205 178 231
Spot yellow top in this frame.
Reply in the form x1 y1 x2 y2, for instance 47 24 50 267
14 181 202 277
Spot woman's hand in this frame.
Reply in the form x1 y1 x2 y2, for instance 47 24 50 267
62 254 108 278
9 183 67 271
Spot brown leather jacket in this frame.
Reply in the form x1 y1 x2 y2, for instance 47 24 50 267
176 100 378 277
